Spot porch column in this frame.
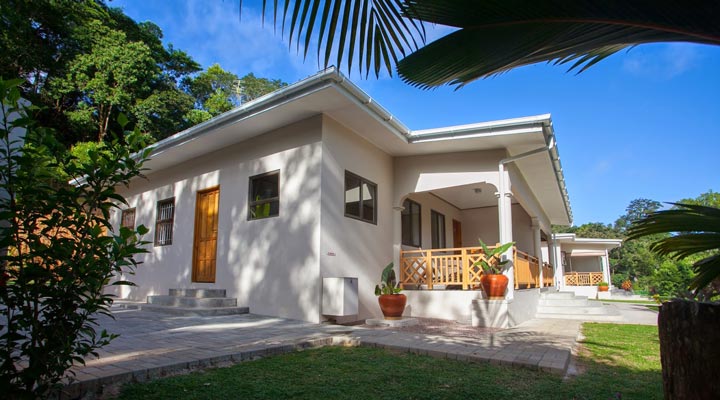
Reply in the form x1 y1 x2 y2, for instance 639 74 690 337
392 204 405 279
603 249 612 286
496 190 514 299
547 237 558 287
531 218 543 286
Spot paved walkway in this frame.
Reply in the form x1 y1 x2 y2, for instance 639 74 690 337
63 306 582 399
606 302 659 325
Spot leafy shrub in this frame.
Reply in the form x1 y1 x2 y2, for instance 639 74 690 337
0 79 150 398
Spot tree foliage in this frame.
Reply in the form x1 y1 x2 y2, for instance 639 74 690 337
0 79 151 397
2 1 288 146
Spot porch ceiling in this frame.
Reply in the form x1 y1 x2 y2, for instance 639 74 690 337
429 182 502 209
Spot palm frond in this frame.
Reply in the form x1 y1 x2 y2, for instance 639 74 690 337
254 0 425 78
627 203 720 293
397 0 720 88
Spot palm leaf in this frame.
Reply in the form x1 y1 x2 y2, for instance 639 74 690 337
627 203 720 293
397 0 720 88
254 0 425 77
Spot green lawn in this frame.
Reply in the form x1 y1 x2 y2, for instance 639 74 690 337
119 323 662 400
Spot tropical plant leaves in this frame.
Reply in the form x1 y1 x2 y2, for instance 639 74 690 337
255 0 425 77
397 0 720 88
250 0 720 88
627 203 720 293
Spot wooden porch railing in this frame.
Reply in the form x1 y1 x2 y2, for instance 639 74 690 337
513 249 540 289
564 272 603 286
542 262 554 287
399 246 492 290
399 246 551 291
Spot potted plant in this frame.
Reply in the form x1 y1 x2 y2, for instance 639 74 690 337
598 281 610 292
374 262 406 320
621 280 632 291
476 240 515 299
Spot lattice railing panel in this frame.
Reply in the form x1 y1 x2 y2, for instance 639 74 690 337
400 246 508 290
564 272 603 286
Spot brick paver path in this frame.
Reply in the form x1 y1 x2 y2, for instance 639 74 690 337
63 305 580 399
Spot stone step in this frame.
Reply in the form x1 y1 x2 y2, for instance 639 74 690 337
138 304 249 317
168 288 227 298
535 312 624 322
147 295 237 308
539 298 590 307
540 291 580 300
537 303 610 315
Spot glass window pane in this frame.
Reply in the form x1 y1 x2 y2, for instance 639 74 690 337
252 173 279 201
361 182 376 222
249 171 280 220
344 173 361 217
402 199 421 247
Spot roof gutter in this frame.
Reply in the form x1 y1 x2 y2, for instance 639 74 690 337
495 116 573 232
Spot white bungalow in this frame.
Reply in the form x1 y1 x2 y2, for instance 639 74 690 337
111 68 573 328
547 233 622 298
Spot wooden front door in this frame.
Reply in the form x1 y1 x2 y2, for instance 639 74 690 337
192 187 220 283
452 219 462 248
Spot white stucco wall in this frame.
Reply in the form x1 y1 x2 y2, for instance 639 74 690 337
113 116 324 322
319 116 394 321
460 203 534 254
511 204 534 255
570 256 603 272
460 206 498 247
401 192 463 250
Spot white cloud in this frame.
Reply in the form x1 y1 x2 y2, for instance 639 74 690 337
623 43 701 79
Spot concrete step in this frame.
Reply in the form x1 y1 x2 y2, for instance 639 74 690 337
168 288 227 298
147 295 237 308
539 298 590 307
138 304 249 317
535 313 624 322
540 291 579 300
537 302 610 315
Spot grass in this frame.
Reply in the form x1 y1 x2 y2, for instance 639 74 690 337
119 323 662 400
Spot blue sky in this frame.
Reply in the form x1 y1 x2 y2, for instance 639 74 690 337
114 0 720 226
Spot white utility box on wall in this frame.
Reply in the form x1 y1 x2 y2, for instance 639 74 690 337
322 277 358 316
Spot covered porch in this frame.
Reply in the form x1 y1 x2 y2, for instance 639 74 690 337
549 233 622 296
399 245 554 290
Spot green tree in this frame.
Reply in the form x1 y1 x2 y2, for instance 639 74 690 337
184 64 240 115
2 1 202 144
237 73 288 102
614 198 662 233
554 222 620 239
50 20 157 142
0 79 150 397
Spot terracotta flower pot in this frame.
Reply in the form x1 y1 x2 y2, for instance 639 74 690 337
378 294 407 320
480 274 509 299
598 285 609 292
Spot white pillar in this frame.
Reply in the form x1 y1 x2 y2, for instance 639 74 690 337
603 249 611 286
496 189 514 299
531 218 543 286
392 204 405 278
